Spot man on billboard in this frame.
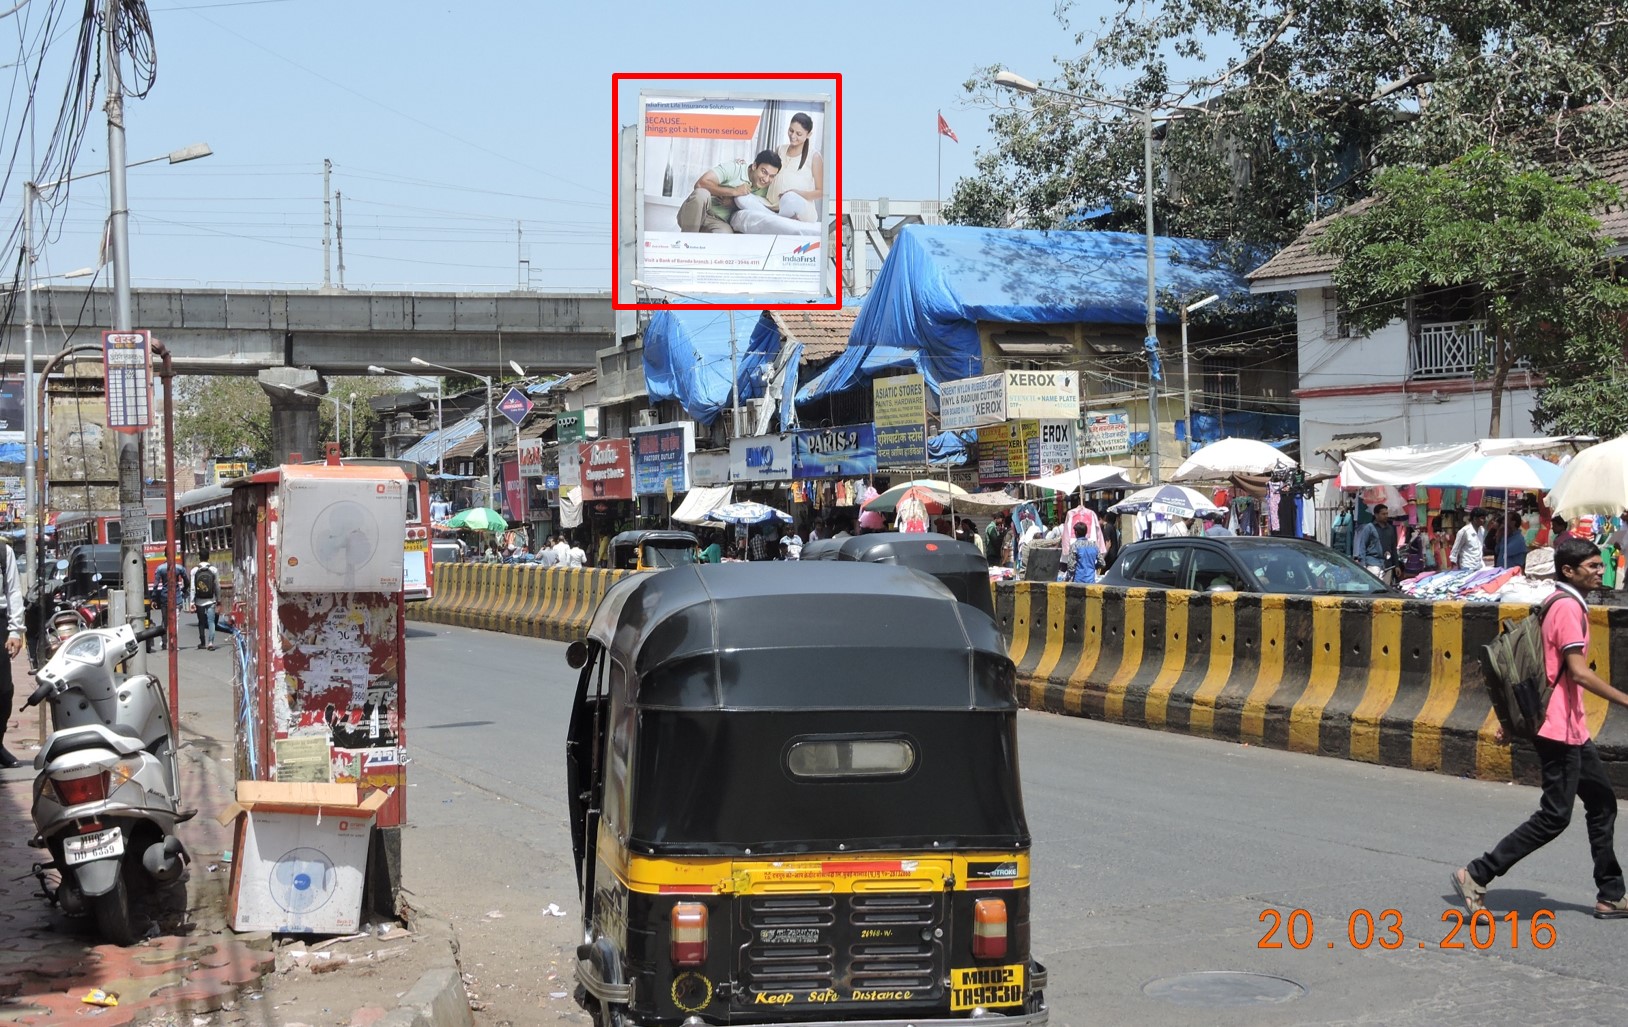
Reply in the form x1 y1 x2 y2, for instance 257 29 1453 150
678 150 817 236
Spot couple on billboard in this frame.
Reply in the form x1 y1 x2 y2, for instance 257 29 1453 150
676 111 824 237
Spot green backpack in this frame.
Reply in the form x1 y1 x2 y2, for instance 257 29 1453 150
1479 591 1575 741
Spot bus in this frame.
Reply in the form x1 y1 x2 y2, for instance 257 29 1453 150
54 504 171 581
178 458 435 602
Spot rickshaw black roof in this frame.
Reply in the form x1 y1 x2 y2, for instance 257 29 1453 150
829 532 987 573
587 562 1013 711
609 529 698 547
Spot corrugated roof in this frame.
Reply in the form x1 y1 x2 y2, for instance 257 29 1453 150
399 415 483 465
440 431 487 460
1251 148 1628 287
770 307 860 363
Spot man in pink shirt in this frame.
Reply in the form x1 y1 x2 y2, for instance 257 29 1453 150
1455 537 1628 918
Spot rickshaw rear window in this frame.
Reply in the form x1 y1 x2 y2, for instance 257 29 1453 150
787 737 915 778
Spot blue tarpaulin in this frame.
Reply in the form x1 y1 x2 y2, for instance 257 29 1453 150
800 225 1259 404
642 310 779 427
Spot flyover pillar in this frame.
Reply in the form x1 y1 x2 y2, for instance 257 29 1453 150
258 368 327 464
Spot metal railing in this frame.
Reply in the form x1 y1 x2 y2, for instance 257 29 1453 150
1410 320 1488 380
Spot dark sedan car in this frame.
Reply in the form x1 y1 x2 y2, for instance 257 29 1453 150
1101 535 1396 597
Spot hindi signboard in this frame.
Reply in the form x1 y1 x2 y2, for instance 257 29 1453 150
630 422 695 496
873 374 927 466
1081 409 1131 456
102 330 153 433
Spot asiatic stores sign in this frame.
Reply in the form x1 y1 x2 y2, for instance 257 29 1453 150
873 373 927 466
578 439 634 501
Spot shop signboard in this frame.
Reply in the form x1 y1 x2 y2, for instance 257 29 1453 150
1081 408 1131 456
793 423 877 479
728 434 795 482
213 459 251 485
690 449 731 487
940 373 1006 430
630 421 695 496
579 439 634 500
517 437 545 478
502 459 527 522
558 444 582 488
873 373 927 466
1004 369 1079 421
556 411 587 442
975 419 1078 483
637 91 832 299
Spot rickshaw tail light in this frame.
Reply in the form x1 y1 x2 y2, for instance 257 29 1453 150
671 902 708 966
972 898 1008 960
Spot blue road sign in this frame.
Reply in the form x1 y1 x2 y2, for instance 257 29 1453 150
497 386 533 426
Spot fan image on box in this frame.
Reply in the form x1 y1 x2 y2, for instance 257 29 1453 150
278 477 406 592
271 845 339 927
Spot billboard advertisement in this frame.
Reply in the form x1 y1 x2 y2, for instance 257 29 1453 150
793 423 876 479
579 439 634 501
637 90 831 299
873 373 927 467
976 420 1078 483
729 433 795 482
0 375 23 433
630 421 695 496
502 460 528 522
690 449 730 487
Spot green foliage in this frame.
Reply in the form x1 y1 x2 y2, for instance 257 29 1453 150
1316 147 1628 434
948 0 1628 244
172 375 403 466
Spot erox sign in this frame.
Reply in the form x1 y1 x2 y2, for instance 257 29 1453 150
578 439 634 500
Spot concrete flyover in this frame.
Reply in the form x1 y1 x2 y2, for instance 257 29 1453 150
0 286 616 375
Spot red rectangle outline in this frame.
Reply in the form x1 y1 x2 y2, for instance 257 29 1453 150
612 72 843 312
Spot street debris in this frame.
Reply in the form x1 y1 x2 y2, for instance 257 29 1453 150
542 903 565 917
81 989 120 1007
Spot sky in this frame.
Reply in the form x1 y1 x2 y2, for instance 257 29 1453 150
5 0 1119 295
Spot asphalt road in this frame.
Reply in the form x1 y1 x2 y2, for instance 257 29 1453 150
400 622 1628 1026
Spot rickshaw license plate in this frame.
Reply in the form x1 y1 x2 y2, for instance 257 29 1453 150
950 965 1025 1010
63 828 123 866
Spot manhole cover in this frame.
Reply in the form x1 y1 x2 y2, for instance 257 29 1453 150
1143 970 1305 1008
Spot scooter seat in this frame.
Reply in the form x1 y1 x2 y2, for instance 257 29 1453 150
40 724 146 763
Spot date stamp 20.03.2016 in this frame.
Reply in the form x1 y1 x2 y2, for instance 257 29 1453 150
1258 908 1556 952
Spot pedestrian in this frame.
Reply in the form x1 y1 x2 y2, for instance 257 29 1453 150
552 534 570 564
565 538 587 569
1062 522 1100 585
983 512 1011 567
1450 508 1487 570
1354 504 1393 580
1204 511 1236 537
148 554 189 653
1454 537 1628 919
536 540 559 567
749 529 769 562
191 557 220 651
0 540 25 767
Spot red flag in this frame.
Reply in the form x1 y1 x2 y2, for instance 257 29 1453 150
937 112 958 143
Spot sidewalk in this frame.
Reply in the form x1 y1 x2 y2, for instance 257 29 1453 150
1 638 472 1027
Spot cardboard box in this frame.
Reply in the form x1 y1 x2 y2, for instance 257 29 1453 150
223 782 389 935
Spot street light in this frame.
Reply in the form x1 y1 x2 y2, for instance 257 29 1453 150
631 279 740 437
369 364 444 474
411 356 497 506
995 70 1164 481
1180 294 1221 454
269 382 353 454
19 142 211 596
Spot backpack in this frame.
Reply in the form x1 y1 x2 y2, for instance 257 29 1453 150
1479 591 1576 741
194 567 218 601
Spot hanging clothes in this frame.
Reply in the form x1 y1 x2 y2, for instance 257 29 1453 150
1064 504 1107 554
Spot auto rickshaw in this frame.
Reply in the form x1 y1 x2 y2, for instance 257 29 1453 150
804 532 994 618
565 562 1046 1025
609 529 701 572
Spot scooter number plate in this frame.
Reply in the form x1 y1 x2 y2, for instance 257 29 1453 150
62 828 124 866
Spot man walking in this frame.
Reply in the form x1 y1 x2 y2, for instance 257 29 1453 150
191 557 220 651
1450 508 1488 570
149 555 189 653
1354 504 1394 581
1454 537 1628 918
1 541 25 767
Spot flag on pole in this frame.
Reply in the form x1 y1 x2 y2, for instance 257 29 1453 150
937 111 958 143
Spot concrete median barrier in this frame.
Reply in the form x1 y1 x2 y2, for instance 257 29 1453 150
997 581 1628 796
406 564 632 642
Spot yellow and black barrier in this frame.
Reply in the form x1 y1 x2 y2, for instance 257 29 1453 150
995 582 1628 794
406 564 632 641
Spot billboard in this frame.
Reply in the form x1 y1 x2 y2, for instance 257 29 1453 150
729 433 795 482
213 460 251 485
1082 409 1131 456
517 437 544 478
502 460 528 522
630 421 695 496
1004 370 1079 420
940 373 1006 430
637 90 832 299
793 423 876 479
873 374 927 466
579 439 634 501
0 376 22 433
690 449 730 487
976 420 1078 483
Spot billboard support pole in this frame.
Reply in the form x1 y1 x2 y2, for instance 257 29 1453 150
728 310 740 440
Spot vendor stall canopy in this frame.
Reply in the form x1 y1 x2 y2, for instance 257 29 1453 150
799 224 1261 405
1338 437 1594 488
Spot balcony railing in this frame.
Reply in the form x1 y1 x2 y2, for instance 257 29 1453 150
1410 320 1488 380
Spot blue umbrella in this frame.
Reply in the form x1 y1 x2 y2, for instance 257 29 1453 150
706 501 793 526
1418 454 1562 492
1107 484 1220 519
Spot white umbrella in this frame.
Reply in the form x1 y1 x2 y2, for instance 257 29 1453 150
1546 435 1625 518
704 501 793 526
1172 437 1296 482
1418 454 1563 492
1108 484 1221 518
1026 464 1138 493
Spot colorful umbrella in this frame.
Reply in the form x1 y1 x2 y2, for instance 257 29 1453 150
445 507 509 531
863 478 968 513
705 501 793 526
1419 454 1562 492
1107 484 1221 518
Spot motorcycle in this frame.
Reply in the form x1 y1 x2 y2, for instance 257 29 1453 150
24 620 193 944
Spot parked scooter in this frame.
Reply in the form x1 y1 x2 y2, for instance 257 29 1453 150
40 564 96 660
24 619 193 944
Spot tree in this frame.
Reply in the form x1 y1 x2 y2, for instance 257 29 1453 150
1316 147 1628 436
948 1 1628 245
172 375 402 469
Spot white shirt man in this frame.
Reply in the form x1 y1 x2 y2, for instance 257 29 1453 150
564 543 587 569
552 537 570 564
1450 511 1488 571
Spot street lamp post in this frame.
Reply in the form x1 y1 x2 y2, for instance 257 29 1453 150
412 357 496 507
369 365 443 474
995 70 1163 481
1180 294 1221 455
630 279 739 437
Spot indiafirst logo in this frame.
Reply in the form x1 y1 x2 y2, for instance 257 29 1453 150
791 241 821 255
